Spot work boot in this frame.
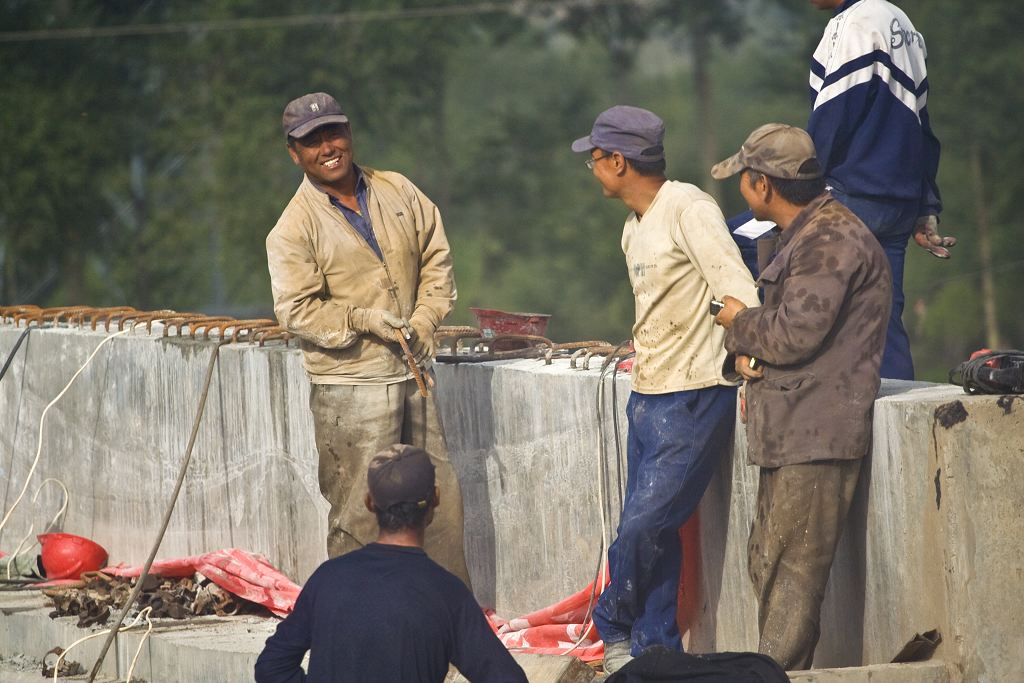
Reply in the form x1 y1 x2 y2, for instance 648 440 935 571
603 639 634 675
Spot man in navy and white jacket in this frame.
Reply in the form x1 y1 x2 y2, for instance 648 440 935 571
808 0 956 379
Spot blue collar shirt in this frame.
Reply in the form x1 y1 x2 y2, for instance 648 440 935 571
326 165 383 260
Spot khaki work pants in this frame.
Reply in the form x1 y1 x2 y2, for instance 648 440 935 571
309 377 471 586
748 458 863 670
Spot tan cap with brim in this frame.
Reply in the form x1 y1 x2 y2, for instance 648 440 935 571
711 123 822 180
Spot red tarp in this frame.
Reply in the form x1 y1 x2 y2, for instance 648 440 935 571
103 548 301 617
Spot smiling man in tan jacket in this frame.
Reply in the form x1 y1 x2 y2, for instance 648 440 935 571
266 92 469 585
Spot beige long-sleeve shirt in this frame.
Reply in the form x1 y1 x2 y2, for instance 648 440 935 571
622 181 760 394
266 169 455 384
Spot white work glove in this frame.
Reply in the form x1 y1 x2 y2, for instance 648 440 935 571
913 215 957 259
408 315 435 364
351 308 411 343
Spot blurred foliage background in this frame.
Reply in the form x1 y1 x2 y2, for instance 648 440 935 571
1 0 1020 381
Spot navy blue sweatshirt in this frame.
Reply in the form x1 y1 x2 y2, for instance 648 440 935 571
808 0 941 217
254 544 527 683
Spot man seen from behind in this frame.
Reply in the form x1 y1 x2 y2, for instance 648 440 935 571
255 444 527 683
808 0 955 379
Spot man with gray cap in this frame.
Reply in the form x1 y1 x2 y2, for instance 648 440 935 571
266 92 469 585
711 123 891 669
255 444 527 683
572 105 759 672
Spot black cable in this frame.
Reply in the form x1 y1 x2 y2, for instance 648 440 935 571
950 350 1024 395
0 327 31 384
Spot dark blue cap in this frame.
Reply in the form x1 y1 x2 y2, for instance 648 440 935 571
282 92 349 139
571 105 665 162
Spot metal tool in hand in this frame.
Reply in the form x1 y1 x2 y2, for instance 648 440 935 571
395 333 430 397
710 299 760 371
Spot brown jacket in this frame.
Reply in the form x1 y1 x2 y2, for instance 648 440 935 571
266 169 455 384
725 193 891 467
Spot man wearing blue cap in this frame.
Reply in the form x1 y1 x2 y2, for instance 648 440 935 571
572 106 760 672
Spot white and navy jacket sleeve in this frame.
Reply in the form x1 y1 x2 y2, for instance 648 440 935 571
807 0 941 218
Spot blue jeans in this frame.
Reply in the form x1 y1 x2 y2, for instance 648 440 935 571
830 189 918 380
593 385 736 655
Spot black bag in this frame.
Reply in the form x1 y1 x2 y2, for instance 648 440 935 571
949 350 1024 395
607 646 789 683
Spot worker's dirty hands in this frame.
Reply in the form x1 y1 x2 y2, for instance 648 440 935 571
714 295 747 329
736 354 764 381
913 215 957 259
408 316 435 364
352 308 412 342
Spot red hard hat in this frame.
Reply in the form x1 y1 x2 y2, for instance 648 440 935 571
38 533 108 580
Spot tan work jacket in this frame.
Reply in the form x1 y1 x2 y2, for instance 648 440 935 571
266 169 455 384
725 193 892 467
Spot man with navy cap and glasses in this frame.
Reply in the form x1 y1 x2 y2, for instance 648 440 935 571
266 92 469 586
572 106 759 673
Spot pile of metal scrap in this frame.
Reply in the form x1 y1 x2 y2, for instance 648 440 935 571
41 647 86 678
434 325 618 367
43 571 272 628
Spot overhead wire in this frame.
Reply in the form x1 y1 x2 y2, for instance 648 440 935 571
0 0 649 43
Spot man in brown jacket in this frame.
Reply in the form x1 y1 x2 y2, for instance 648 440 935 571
710 124 891 669
266 92 469 585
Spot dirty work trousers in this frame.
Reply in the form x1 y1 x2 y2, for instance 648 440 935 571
748 458 863 670
830 189 917 380
309 377 471 587
594 385 736 656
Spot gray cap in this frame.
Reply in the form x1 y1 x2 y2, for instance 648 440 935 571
571 105 665 162
711 123 823 180
282 92 349 139
367 444 436 510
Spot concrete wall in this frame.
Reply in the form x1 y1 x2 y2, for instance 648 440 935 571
0 326 325 584
2 325 1022 681
685 380 1024 682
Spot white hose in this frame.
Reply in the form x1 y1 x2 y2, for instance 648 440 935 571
52 606 153 683
4 479 71 579
0 330 128 536
4 528 33 579
555 351 622 656
35 478 70 534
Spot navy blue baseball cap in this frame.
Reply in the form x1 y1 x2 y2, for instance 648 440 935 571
367 444 436 510
571 105 665 162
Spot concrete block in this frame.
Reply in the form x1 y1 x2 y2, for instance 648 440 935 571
433 359 630 614
788 661 952 683
0 591 274 682
3 326 1024 682
0 327 327 585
